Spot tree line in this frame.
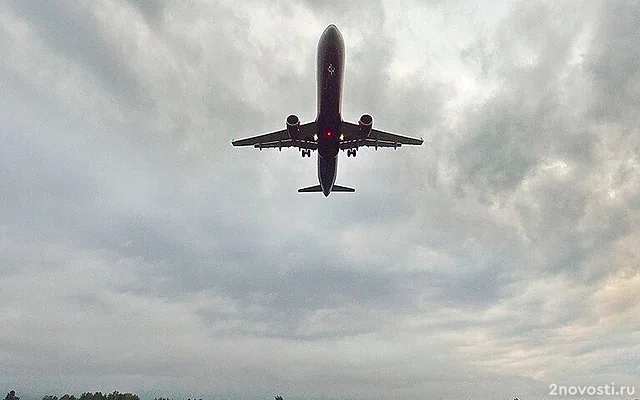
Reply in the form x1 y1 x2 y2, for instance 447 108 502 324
6 391 285 400
6 391 170 400
41 392 141 400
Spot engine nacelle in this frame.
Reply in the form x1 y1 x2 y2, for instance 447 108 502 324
358 114 373 138
286 114 300 141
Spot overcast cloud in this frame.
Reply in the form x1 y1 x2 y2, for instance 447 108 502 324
1 1 639 399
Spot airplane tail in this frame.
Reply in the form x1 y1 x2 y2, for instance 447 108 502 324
298 184 355 193
332 184 355 192
298 185 323 193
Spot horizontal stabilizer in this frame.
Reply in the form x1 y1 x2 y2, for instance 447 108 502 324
297 184 356 193
331 184 355 192
298 185 323 193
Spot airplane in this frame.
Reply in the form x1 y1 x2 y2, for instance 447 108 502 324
232 24 424 196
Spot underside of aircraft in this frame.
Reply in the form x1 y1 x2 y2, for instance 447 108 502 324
232 25 424 196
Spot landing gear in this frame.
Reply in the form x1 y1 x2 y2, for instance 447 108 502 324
301 149 311 158
347 149 357 158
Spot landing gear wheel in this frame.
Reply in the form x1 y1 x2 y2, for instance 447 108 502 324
301 149 311 158
347 149 357 158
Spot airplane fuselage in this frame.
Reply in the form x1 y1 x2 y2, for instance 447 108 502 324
315 24 345 196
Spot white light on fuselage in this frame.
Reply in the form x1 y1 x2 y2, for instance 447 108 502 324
340 134 344 141
313 134 318 141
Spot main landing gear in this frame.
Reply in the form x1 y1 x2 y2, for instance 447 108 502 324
301 149 311 158
346 149 357 157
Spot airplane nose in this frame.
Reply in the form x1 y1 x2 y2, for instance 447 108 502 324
322 24 341 40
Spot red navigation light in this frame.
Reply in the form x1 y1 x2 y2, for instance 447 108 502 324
327 131 332 137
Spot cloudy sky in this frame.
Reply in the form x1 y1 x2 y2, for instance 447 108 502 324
1 0 639 399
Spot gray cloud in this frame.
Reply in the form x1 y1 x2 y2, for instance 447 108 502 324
126 0 168 22
1 0 639 399
4 0 145 105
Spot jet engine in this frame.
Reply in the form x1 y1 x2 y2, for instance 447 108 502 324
286 114 300 141
358 114 373 138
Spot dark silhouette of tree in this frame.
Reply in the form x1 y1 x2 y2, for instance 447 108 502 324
79 392 106 400
42 391 139 400
102 391 138 400
5 391 19 400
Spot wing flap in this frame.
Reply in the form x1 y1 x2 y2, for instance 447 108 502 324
340 121 423 146
371 128 423 146
232 122 318 149
232 129 289 147
255 140 317 150
340 139 403 150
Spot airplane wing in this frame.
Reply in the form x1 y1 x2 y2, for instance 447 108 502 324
340 138 403 149
253 140 317 150
340 121 424 149
232 122 317 150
